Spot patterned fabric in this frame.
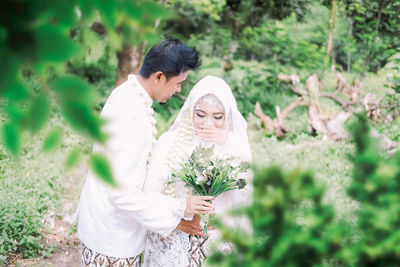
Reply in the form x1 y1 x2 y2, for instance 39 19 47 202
81 243 141 267
143 230 192 267
188 235 209 267
144 229 227 267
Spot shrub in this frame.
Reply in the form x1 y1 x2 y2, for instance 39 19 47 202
341 114 400 265
208 167 345 266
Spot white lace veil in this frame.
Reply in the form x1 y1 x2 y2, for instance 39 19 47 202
169 75 248 138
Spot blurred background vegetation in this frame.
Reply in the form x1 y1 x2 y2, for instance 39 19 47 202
0 0 399 266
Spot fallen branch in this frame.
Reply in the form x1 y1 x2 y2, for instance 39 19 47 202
320 92 353 108
254 98 308 138
278 74 307 96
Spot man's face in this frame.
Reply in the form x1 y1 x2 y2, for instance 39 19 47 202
154 71 188 103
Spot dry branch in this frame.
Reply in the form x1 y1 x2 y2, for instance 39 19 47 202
259 72 398 149
254 98 307 138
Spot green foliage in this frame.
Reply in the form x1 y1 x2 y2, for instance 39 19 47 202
222 60 288 118
343 114 400 265
65 148 81 170
42 127 64 152
89 153 116 186
385 50 400 94
0 155 57 262
2 123 20 157
164 0 399 75
208 167 344 266
344 0 400 73
208 113 400 266
0 193 55 262
1 0 171 184
237 4 328 69
0 113 90 264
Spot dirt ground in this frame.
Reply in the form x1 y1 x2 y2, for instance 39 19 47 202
8 217 81 267
7 163 87 267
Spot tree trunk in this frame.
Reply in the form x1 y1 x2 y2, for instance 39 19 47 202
347 18 353 72
327 0 336 69
115 43 147 87
361 0 388 79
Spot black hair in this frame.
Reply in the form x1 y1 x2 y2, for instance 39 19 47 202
139 36 201 80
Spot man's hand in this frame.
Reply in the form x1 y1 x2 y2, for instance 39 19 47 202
176 216 205 236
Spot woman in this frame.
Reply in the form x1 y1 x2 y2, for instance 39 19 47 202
143 75 252 266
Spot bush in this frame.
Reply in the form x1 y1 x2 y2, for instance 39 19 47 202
385 51 400 94
208 167 345 266
0 159 56 264
208 114 400 266
221 60 292 118
342 114 400 265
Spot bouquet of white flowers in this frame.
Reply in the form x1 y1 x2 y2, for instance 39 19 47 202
171 145 249 236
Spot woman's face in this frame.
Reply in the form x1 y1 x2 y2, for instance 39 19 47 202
192 101 225 130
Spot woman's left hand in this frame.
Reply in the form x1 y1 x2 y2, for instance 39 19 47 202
194 121 230 145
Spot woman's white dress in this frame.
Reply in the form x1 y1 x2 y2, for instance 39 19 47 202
142 75 252 266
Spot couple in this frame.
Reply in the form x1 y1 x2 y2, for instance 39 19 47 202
77 37 252 267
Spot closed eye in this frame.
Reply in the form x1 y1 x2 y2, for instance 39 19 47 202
196 113 205 118
214 116 223 120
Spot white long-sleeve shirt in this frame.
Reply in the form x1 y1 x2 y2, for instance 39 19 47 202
78 75 185 258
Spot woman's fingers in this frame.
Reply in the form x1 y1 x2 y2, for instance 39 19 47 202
194 203 213 212
194 130 216 136
193 195 215 201
185 196 214 215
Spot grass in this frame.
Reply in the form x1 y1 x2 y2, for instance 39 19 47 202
0 112 90 265
248 114 358 219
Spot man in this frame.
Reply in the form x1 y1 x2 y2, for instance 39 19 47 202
78 37 214 266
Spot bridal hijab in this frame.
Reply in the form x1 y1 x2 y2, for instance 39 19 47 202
168 75 251 164
145 75 251 204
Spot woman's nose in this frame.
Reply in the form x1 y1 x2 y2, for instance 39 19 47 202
204 117 213 126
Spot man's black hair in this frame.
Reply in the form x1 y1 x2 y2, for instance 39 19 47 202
139 36 201 80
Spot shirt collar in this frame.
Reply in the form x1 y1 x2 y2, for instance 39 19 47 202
128 74 153 106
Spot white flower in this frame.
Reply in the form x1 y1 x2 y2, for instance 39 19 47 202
231 159 240 168
195 169 207 184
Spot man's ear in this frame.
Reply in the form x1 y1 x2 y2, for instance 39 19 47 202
154 71 163 84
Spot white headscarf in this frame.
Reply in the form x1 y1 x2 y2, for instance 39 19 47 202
170 75 248 140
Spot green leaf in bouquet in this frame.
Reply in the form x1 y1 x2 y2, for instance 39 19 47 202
237 179 246 189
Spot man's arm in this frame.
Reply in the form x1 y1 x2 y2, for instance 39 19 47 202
177 218 204 237
98 91 212 236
